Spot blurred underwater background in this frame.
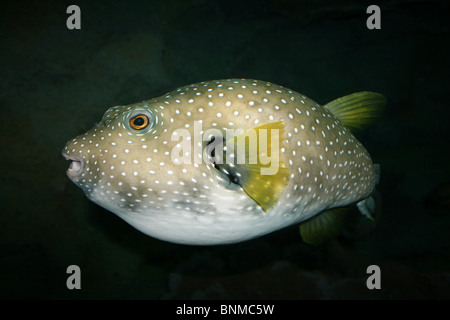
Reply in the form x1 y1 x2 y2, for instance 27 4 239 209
0 0 449 299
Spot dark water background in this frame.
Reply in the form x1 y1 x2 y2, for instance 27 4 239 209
1 0 449 299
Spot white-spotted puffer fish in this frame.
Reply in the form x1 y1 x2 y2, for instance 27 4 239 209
62 79 385 245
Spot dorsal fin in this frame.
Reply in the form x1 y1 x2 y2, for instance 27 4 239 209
324 92 386 131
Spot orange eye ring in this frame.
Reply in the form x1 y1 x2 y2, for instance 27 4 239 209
129 114 150 130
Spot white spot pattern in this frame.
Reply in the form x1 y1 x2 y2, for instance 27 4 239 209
62 79 377 246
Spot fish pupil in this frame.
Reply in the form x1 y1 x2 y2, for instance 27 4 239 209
133 117 145 126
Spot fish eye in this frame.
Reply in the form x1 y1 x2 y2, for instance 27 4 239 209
129 114 150 130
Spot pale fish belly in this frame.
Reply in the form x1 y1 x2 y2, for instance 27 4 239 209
87 178 322 245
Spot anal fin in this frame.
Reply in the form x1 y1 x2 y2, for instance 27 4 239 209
299 208 347 245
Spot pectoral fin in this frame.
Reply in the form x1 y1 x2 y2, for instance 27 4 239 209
215 121 290 212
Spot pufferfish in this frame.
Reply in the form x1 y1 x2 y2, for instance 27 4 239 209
62 79 385 245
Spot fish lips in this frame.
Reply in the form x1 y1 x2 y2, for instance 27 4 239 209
62 152 84 179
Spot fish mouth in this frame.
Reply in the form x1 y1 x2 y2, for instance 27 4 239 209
62 152 84 178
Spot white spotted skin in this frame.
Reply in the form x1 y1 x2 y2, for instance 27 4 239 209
62 79 376 245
